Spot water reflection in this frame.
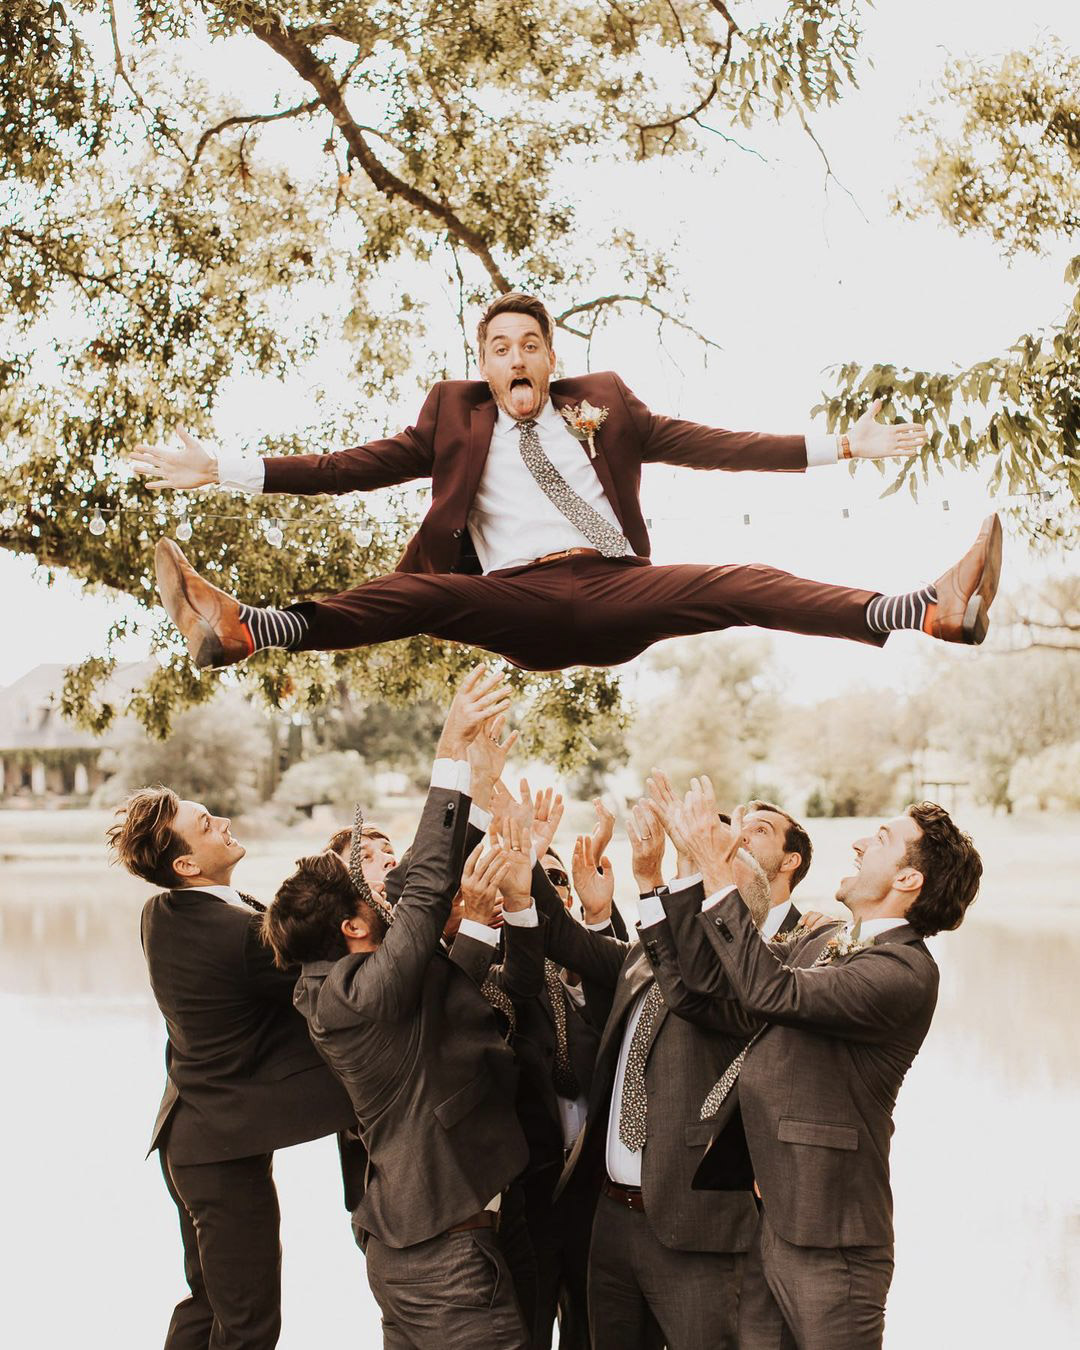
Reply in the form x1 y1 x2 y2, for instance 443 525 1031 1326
1 884 1077 1347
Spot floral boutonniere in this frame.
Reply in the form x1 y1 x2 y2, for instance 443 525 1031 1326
560 400 608 458
814 920 875 967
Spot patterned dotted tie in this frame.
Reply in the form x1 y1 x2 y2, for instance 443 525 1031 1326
480 978 516 1038
346 802 397 928
237 891 266 914
517 419 630 558
544 960 580 1099
617 980 665 1152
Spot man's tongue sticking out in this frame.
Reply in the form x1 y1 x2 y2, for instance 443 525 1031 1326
509 377 536 418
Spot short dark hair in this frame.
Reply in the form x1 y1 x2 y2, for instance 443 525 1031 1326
263 852 376 969
106 786 189 888
325 823 390 857
746 800 813 892
901 802 982 937
477 292 554 354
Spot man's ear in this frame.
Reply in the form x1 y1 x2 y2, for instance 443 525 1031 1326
172 854 198 880
778 850 801 878
341 913 371 942
894 865 923 897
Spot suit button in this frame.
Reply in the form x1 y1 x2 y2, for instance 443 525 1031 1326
451 528 463 539
715 919 734 943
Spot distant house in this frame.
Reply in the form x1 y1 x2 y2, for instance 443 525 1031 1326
0 662 155 806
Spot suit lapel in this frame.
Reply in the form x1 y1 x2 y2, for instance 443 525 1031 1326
777 903 802 936
550 387 625 526
466 400 498 508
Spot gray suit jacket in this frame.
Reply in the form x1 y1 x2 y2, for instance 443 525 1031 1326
294 785 534 1248
655 887 938 1250
532 870 759 1254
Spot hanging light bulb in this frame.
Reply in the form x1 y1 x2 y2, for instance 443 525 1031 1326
264 518 284 548
91 454 107 478
175 518 193 542
0 506 17 529
354 522 373 548
88 507 107 536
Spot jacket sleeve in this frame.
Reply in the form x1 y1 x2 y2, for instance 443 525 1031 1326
261 383 441 496
483 915 546 999
638 914 761 1038
448 931 496 986
532 863 628 989
697 893 938 1043
611 373 807 475
319 785 470 1027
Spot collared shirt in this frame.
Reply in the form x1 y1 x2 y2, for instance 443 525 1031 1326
702 885 908 943
604 982 652 1188
761 899 794 941
214 410 838 575
181 883 246 907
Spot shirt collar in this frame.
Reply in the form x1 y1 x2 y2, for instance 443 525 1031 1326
760 900 792 941
182 883 243 906
494 397 558 434
844 915 909 940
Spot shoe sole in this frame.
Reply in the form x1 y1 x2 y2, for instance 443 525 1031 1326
154 539 227 670
960 514 1003 645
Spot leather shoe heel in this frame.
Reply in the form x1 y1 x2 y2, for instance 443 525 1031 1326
929 513 1002 646
154 538 254 670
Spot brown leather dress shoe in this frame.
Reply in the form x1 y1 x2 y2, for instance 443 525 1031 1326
154 538 255 670
927 513 1003 645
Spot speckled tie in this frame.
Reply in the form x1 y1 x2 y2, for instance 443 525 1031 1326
517 419 629 557
617 981 664 1151
544 960 580 1098
481 978 516 1037
346 803 396 928
237 891 266 914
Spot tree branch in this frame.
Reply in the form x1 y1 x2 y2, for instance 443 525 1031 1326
249 16 513 293
106 0 191 163
554 294 722 351
191 97 323 165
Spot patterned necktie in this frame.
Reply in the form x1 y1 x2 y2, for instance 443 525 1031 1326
481 978 516 1037
544 960 580 1098
237 891 266 914
517 419 630 558
617 980 665 1151
346 803 396 928
699 932 837 1119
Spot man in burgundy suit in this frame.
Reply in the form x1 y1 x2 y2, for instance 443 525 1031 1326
132 292 1003 673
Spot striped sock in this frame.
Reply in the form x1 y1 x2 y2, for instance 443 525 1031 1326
237 603 307 652
866 584 938 635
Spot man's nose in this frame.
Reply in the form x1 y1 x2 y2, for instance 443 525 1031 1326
852 836 868 855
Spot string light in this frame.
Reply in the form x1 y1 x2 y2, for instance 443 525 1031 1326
91 454 107 478
175 518 193 542
88 507 107 536
0 506 17 529
354 522 373 547
264 518 284 548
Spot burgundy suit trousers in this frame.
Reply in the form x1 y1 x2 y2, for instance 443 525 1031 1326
291 555 885 672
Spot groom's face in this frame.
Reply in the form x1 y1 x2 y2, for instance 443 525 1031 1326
479 312 556 420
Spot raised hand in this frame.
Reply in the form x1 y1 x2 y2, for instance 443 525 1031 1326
531 785 565 860
467 714 519 811
645 768 694 857
493 812 533 911
459 838 512 928
590 798 616 862
128 427 219 489
571 835 614 924
848 400 928 461
437 667 512 760
680 780 739 892
626 800 665 893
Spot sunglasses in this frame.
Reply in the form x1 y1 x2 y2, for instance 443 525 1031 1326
544 868 570 889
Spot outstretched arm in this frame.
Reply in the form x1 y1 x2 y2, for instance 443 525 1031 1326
129 385 441 495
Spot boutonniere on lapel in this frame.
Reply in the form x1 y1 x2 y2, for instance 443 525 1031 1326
770 919 812 948
814 920 875 967
560 400 608 458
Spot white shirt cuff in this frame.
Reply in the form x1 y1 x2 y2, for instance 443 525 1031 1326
469 803 493 832
502 903 538 928
701 884 740 912
458 917 499 947
669 872 702 893
214 449 266 492
585 917 613 931
637 895 667 927
430 759 471 793
804 431 840 467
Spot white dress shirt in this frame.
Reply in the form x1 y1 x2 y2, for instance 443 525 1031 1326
183 883 246 907
214 409 839 575
761 899 794 941
604 984 652 1187
555 977 589 1150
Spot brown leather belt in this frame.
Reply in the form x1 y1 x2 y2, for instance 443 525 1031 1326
445 1210 499 1235
601 1177 646 1212
530 547 603 566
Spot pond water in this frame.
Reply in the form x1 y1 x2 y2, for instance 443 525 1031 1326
1 810 1077 1348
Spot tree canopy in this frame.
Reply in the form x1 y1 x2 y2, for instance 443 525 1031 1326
1 0 868 761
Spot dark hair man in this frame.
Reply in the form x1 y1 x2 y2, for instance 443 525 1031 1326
642 778 982 1350
262 667 544 1349
738 800 813 940
327 822 396 899
134 291 1001 676
107 788 357 1350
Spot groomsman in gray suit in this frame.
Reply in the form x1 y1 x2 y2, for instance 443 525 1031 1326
643 775 982 1350
263 669 541 1349
508 788 758 1350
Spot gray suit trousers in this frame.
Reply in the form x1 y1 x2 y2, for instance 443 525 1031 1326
365 1227 529 1349
588 1193 742 1350
739 1213 894 1350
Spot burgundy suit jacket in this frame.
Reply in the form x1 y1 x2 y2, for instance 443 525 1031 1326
262 371 808 575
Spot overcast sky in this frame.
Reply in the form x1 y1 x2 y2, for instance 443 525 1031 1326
4 0 1077 702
